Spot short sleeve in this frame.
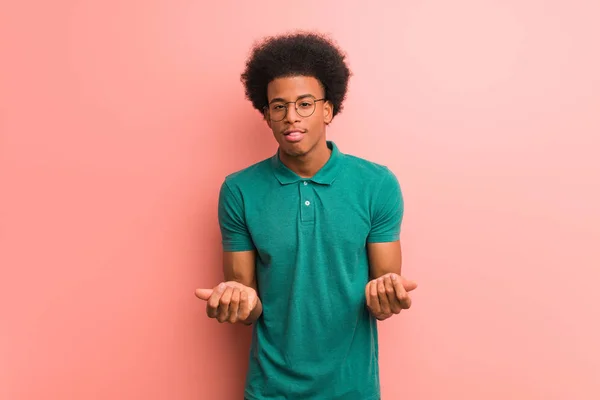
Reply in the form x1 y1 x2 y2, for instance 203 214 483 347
366 169 404 243
218 180 256 252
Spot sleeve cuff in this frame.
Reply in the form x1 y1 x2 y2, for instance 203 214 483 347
366 234 400 243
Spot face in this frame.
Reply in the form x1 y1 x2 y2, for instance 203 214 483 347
265 76 333 158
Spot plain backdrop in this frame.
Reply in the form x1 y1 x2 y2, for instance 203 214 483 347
1 1 599 399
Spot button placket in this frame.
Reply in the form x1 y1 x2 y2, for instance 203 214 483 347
300 181 315 223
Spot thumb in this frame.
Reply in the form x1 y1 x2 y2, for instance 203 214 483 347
195 288 213 301
401 278 418 292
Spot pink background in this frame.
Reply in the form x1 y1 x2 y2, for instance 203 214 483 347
1 1 599 399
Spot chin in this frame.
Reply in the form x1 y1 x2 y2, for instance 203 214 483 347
276 133 324 158
281 145 309 158
275 137 308 156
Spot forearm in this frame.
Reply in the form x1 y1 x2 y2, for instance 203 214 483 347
367 241 402 279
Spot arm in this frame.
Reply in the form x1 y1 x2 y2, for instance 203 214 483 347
365 170 416 320
194 180 263 324
366 169 404 278
366 240 415 320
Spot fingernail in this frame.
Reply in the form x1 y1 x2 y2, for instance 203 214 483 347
218 283 225 290
391 274 397 280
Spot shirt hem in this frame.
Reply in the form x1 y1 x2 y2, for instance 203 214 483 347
244 390 380 400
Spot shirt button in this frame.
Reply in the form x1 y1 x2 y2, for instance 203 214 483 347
305 200 310 206
303 181 308 186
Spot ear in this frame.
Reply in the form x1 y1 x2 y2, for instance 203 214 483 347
323 101 334 125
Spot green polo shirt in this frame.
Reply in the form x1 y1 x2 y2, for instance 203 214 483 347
218 141 403 400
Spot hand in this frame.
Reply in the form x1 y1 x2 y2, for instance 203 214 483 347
365 273 417 321
195 281 259 324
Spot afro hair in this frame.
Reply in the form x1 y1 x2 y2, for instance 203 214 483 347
240 32 351 119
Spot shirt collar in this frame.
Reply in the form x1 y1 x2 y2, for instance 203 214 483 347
271 141 343 186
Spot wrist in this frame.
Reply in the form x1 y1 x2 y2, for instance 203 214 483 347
242 297 263 325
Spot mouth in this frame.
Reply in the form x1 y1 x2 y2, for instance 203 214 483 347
283 129 306 143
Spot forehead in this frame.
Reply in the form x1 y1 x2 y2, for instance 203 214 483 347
266 76 324 102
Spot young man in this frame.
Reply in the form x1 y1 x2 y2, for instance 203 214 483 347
196 32 417 400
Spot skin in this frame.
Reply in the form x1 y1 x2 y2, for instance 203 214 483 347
195 75 417 323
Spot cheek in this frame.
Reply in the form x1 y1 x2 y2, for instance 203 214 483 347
308 115 325 132
268 121 283 132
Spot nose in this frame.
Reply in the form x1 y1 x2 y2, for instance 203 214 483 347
284 103 301 123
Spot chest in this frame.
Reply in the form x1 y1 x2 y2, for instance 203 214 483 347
244 183 372 266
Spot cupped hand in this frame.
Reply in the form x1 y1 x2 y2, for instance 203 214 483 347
365 273 417 321
195 281 259 324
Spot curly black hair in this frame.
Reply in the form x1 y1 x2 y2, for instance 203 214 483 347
240 32 351 118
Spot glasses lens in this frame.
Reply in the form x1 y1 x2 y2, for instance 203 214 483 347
269 103 287 121
296 98 316 117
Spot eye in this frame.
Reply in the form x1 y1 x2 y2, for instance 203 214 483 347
299 102 313 108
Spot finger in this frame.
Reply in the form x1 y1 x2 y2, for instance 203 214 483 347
398 275 418 292
228 288 241 323
195 288 212 301
391 275 412 309
238 290 250 320
377 278 391 315
207 283 225 318
217 287 234 323
384 276 402 314
369 280 381 314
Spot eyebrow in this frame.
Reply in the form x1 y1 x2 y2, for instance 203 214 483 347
268 94 315 104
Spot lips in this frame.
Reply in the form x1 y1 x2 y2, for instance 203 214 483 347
283 129 305 143
284 129 305 136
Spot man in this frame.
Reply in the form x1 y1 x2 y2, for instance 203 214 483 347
195 32 417 400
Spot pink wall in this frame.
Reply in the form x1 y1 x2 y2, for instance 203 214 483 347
2 1 599 399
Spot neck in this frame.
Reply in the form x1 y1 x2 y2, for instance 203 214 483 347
280 141 332 178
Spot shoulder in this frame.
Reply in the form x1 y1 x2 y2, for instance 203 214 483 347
342 153 399 189
222 156 274 190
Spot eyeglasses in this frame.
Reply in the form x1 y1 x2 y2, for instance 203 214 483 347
264 97 325 122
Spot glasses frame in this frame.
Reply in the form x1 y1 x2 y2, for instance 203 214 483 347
264 97 326 122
